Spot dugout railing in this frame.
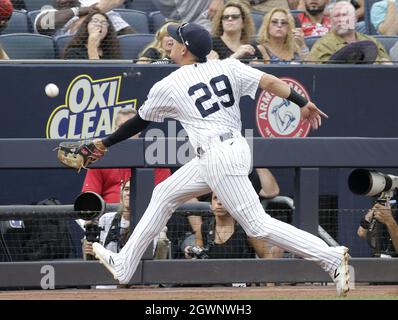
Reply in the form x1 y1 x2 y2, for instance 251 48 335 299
0 137 397 288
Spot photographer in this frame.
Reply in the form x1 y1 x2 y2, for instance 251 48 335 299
84 180 131 259
357 200 398 257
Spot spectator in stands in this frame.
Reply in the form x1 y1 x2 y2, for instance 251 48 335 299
183 193 270 260
296 0 331 37
62 11 121 59
357 200 398 257
353 0 365 22
151 0 224 32
210 1 262 62
309 1 391 63
0 0 13 33
352 0 367 33
81 109 135 203
256 7 310 63
370 0 398 35
245 0 289 16
0 44 8 59
137 21 178 64
35 0 133 37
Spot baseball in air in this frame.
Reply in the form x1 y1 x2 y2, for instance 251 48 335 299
45 83 59 98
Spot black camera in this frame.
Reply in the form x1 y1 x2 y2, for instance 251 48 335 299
85 222 102 243
348 169 398 230
186 246 209 259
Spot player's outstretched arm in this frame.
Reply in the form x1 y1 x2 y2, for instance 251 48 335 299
300 101 328 130
259 73 328 130
95 113 151 149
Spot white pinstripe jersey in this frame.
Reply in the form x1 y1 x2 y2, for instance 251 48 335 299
139 59 263 149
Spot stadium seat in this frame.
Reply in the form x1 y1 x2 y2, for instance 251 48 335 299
118 33 154 60
304 35 321 49
24 0 53 12
251 11 264 33
373 35 398 52
148 11 166 34
364 0 379 35
0 33 55 59
54 34 73 58
27 10 41 33
113 9 149 34
124 0 158 13
1 10 29 34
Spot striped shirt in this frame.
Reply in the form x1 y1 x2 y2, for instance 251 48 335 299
139 58 263 150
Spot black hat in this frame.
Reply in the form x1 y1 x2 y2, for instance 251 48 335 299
329 40 378 64
167 23 212 61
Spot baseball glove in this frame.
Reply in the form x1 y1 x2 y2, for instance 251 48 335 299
55 140 107 172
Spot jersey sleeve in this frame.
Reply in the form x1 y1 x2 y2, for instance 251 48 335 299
226 58 263 100
138 78 177 122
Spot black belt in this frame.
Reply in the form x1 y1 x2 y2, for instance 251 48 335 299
196 132 234 156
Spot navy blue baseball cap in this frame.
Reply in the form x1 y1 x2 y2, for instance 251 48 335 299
167 22 212 61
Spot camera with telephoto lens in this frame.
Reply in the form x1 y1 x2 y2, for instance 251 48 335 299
85 222 102 243
348 169 398 226
186 246 209 259
348 169 398 252
348 169 398 199
84 222 102 261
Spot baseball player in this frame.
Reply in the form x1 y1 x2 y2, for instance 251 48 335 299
92 22 350 296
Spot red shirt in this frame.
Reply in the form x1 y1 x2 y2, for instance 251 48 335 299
298 12 331 37
82 168 171 203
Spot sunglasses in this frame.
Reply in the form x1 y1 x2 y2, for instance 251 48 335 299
222 14 242 21
270 19 289 26
177 22 189 45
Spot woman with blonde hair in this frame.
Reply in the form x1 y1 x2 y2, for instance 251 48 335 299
210 0 261 62
137 21 178 64
256 7 309 64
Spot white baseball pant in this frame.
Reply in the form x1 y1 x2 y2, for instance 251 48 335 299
114 132 343 283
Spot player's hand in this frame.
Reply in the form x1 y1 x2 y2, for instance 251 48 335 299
300 102 328 130
93 138 106 151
